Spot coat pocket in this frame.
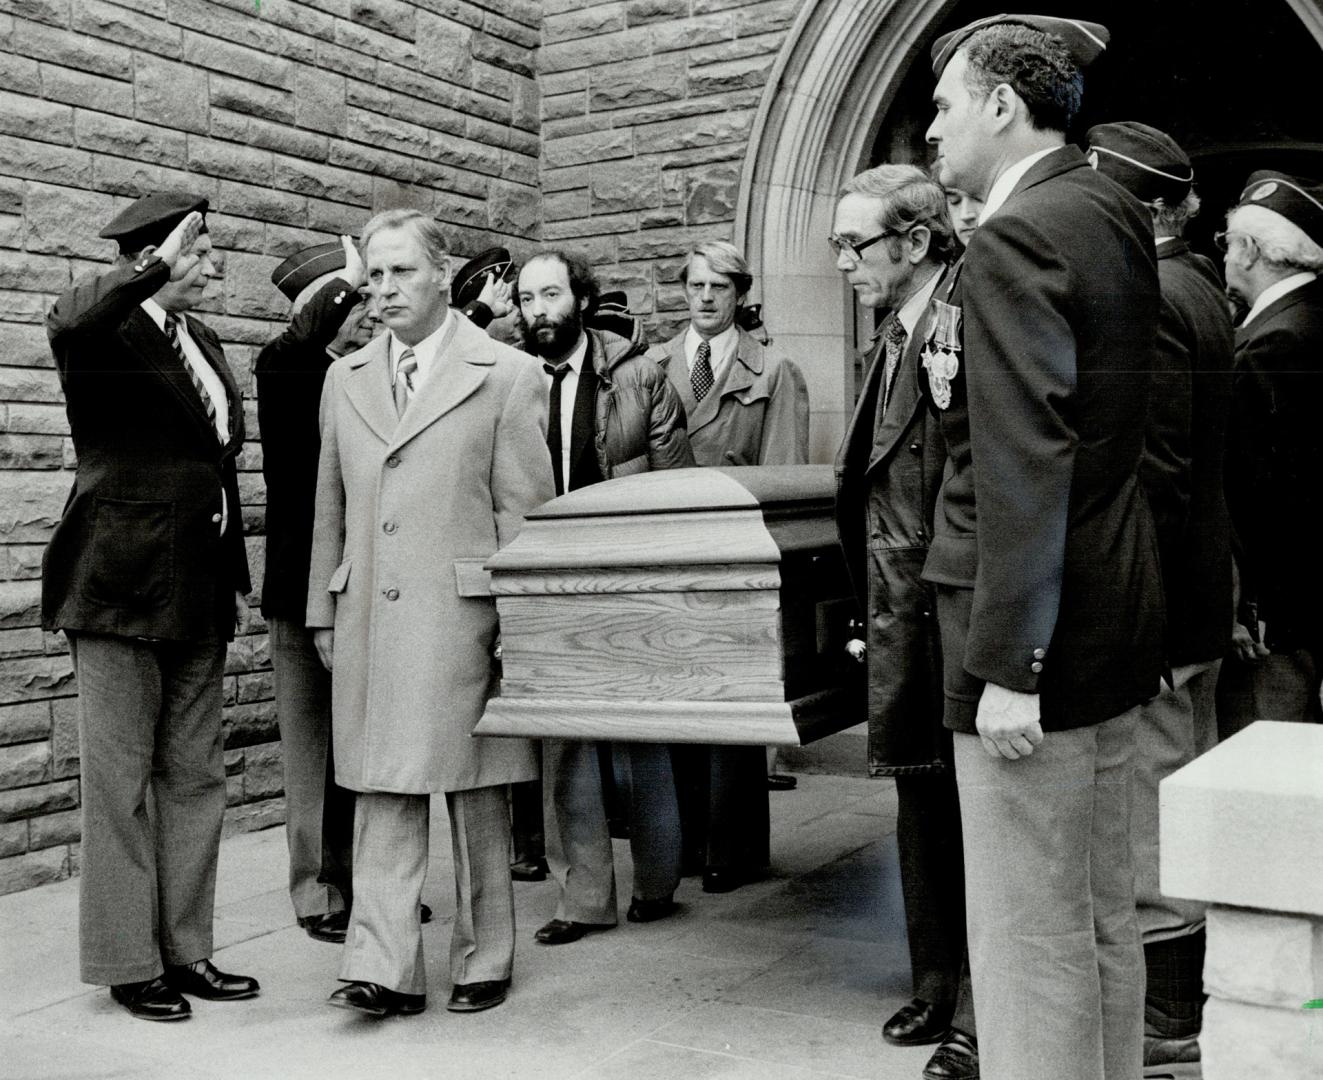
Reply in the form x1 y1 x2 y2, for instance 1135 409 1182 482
326 559 352 595
84 497 174 608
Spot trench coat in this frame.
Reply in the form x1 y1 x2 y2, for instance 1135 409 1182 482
649 327 809 466
305 313 554 794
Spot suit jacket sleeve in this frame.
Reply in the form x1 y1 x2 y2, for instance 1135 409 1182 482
1142 289 1194 559
491 357 556 548
306 364 346 629
758 357 811 465
645 363 697 470
962 212 1077 693
255 278 357 374
47 257 171 351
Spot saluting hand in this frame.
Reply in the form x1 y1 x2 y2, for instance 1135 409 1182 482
340 235 367 289
477 270 513 319
153 211 205 280
975 682 1045 760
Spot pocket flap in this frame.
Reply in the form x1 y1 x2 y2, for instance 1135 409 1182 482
327 559 352 594
454 558 493 598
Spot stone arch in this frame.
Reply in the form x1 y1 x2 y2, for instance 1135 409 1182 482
736 0 1323 462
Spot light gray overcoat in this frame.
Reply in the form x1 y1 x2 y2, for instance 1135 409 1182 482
306 314 553 794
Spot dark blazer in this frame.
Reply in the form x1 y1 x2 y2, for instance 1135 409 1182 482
835 277 949 774
1227 275 1323 652
1146 240 1234 666
255 276 356 622
42 256 249 641
921 145 1164 732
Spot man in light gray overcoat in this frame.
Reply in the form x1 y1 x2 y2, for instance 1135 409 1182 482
307 208 554 1017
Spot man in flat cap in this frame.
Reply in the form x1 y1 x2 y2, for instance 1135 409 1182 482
925 17 1162 1079
1088 122 1234 1077
832 164 976 1080
43 193 259 1019
1218 172 1323 730
256 236 379 945
308 209 553 1017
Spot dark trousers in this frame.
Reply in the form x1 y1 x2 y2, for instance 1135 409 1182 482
895 771 975 1036
673 745 770 873
1216 646 1323 738
68 631 227 986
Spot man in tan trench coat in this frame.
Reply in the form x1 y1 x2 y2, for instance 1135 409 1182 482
307 208 554 1017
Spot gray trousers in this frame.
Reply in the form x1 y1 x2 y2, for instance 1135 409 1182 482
1133 660 1220 942
341 785 515 996
543 738 681 925
268 617 352 919
68 631 227 986
955 708 1143 1080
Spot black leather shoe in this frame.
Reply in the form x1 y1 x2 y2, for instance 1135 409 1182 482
328 981 426 1017
163 959 260 1001
702 867 751 894
626 896 678 923
510 857 549 882
882 998 951 1046
446 978 510 1013
767 773 798 791
109 977 191 1021
923 1030 979 1080
299 910 349 944
533 918 613 945
1143 1034 1201 1078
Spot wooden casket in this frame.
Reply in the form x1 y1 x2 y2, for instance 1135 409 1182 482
471 464 865 746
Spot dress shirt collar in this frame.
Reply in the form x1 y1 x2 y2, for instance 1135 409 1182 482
895 266 944 340
141 296 182 335
1242 272 1317 327
684 322 739 380
1155 235 1177 247
389 310 453 388
978 146 1060 224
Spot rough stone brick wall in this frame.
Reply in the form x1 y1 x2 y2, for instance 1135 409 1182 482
0 0 540 895
538 0 805 342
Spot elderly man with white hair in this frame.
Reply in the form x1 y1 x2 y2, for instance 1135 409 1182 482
1218 171 1323 732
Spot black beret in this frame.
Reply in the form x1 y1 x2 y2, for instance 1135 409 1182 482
931 14 1109 78
270 241 346 302
1086 122 1193 205
1235 171 1323 249
452 246 514 309
98 191 208 255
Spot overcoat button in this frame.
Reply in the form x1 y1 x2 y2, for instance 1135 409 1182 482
1030 661 1043 674
386 455 400 468
385 588 399 601
211 512 222 524
383 521 397 534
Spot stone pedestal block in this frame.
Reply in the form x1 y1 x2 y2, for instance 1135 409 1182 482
1204 907 1323 1009
1202 998 1323 1079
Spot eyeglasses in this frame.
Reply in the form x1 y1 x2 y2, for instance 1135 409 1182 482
827 230 901 263
1213 230 1254 253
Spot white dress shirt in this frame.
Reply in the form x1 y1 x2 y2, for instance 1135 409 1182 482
388 310 455 397
978 146 1060 224
1241 271 1317 327
142 297 231 535
896 266 945 340
543 332 589 488
684 322 739 385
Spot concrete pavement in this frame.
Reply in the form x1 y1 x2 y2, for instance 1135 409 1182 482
0 773 941 1080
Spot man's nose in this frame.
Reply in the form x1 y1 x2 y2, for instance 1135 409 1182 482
925 119 939 144
835 249 853 273
700 285 714 302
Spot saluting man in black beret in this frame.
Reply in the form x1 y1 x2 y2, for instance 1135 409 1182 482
923 16 1162 1079
1218 172 1323 730
42 193 259 1020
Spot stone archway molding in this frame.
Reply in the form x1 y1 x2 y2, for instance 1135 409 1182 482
737 0 1323 462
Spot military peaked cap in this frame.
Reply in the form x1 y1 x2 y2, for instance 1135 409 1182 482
1235 170 1323 249
98 191 208 255
452 246 514 309
931 14 1109 77
270 241 347 302
1086 122 1194 205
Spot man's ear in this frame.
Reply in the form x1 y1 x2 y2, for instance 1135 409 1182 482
908 225 932 265
989 83 1018 130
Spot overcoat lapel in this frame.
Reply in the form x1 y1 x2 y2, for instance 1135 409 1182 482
344 336 398 445
659 334 699 418
681 328 764 435
389 317 492 451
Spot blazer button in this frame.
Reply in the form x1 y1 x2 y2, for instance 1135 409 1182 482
909 442 921 454
1033 647 1046 660
386 455 401 468
385 588 400 601
211 512 222 524
1030 661 1043 674
383 521 397 534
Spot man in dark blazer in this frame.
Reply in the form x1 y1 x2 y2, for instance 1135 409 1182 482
1087 122 1235 1077
647 240 810 896
256 238 378 945
924 17 1162 1079
42 194 259 1021
1219 172 1323 730
832 164 976 1080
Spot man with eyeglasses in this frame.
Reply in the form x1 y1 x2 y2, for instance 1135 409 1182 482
831 164 976 1080
923 15 1162 1079
1217 172 1323 732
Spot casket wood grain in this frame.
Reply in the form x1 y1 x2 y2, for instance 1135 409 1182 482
474 465 864 745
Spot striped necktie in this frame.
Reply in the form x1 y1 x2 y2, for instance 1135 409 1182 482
691 340 714 402
879 318 907 419
393 348 417 417
164 312 222 442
